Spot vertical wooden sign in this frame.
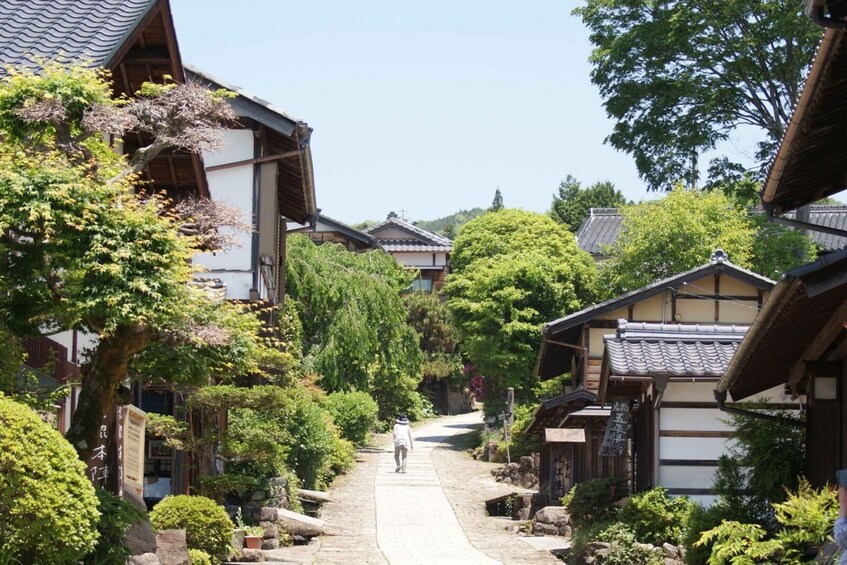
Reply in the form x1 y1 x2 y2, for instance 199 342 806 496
599 400 630 457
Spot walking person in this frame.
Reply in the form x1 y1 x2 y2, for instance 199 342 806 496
393 413 414 473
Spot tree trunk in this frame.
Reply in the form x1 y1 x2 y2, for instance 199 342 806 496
66 325 150 463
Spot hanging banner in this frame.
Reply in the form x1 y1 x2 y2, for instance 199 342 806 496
599 400 630 457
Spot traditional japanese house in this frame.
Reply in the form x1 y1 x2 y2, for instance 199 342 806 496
289 212 381 252
0 1 319 499
530 251 777 505
715 18 847 488
364 214 452 293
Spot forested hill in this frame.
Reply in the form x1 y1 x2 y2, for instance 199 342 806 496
415 208 485 237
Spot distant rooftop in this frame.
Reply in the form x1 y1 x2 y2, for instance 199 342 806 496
364 214 453 253
575 205 847 257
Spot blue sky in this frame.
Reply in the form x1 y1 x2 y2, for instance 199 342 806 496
170 1 661 224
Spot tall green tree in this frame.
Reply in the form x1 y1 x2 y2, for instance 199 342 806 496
285 235 424 418
405 292 462 381
489 188 505 212
0 64 270 462
549 175 628 232
444 210 596 406
598 188 756 296
575 0 820 190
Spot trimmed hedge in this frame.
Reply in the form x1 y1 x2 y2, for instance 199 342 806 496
0 395 100 564
324 391 378 445
150 495 233 562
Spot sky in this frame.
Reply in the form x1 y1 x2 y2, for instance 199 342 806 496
169 1 661 224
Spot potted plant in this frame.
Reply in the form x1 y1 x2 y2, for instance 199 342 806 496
243 525 265 550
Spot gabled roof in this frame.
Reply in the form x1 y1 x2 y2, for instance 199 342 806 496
717 245 847 401
290 213 381 250
0 0 158 73
185 66 317 223
537 256 774 379
575 208 623 256
576 206 847 256
604 320 747 378
525 388 598 434
762 29 847 214
0 0 208 198
364 216 453 253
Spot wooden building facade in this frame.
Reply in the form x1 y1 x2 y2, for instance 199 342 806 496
531 252 778 505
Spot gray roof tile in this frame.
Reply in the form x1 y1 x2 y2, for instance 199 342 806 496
364 216 453 253
576 205 847 256
605 320 748 377
0 0 156 73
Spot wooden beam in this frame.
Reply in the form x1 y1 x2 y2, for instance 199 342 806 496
121 48 171 64
205 151 301 173
660 430 733 438
788 298 847 386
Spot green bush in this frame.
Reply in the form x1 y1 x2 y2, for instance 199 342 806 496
188 548 212 565
595 523 664 565
562 476 628 527
324 391 378 445
694 478 837 564
286 391 340 490
683 502 727 565
149 495 233 562
84 489 146 565
0 395 100 564
618 487 694 546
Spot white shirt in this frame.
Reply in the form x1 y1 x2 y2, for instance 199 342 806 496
393 422 412 448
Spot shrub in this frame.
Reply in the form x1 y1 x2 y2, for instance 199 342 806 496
683 502 727 565
565 519 614 565
594 523 664 565
149 495 233 562
618 487 694 546
84 489 145 565
285 392 340 490
0 395 100 564
188 549 212 565
562 476 628 527
694 478 837 564
324 391 378 445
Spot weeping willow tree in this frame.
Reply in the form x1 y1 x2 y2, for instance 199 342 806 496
285 235 424 418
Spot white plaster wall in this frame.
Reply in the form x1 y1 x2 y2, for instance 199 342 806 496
688 494 718 507
659 465 717 489
661 408 733 432
434 253 448 267
660 437 736 460
663 381 718 402
50 329 98 363
194 129 255 273
395 252 434 266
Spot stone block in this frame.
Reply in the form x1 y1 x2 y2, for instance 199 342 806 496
238 548 265 562
261 537 280 550
155 529 190 565
558 525 572 538
259 506 279 521
663 542 679 558
128 553 161 565
123 490 157 555
534 506 569 526
232 528 245 550
516 507 530 521
532 522 559 536
259 521 278 539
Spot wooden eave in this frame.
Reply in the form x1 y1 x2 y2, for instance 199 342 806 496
108 0 208 198
718 246 847 400
762 29 847 214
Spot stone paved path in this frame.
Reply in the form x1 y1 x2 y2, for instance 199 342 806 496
265 412 561 565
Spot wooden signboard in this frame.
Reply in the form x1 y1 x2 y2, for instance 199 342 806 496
121 405 146 498
544 428 586 444
85 404 146 496
599 401 630 457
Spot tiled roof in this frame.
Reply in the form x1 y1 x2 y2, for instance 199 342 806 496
575 208 623 256
605 320 748 377
364 216 453 253
0 0 157 73
576 205 847 256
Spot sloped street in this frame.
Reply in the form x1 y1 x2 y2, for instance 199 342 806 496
267 412 562 564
